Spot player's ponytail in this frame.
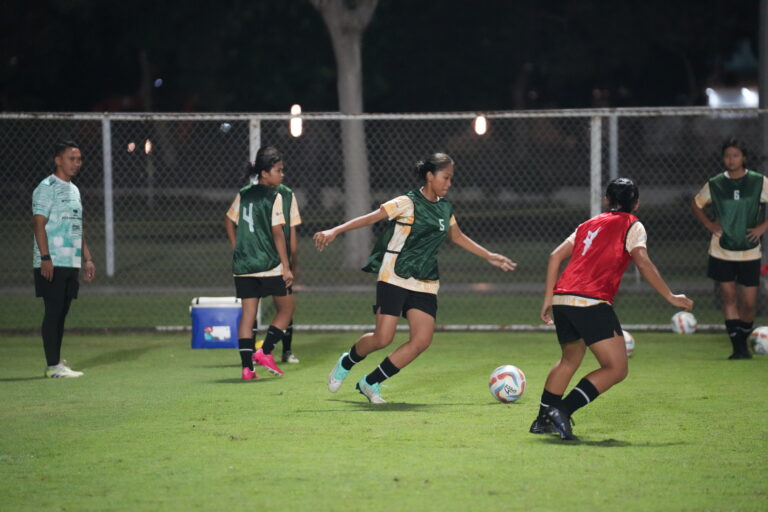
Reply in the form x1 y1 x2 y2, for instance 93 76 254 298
415 153 454 182
606 177 639 213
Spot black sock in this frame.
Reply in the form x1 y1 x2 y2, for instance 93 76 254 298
238 338 254 370
261 325 284 355
365 357 400 385
538 389 563 418
725 319 740 352
341 345 365 371
560 378 600 416
737 320 754 353
282 321 293 353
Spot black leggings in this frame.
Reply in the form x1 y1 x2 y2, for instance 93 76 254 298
42 294 73 366
35 267 79 367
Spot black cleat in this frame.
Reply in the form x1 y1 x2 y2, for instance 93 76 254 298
729 338 753 359
529 414 557 435
546 407 579 441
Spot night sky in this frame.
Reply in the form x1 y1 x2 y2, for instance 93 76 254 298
0 0 759 113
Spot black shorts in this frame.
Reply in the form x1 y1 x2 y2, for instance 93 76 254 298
374 281 437 319
707 256 760 287
34 267 80 299
234 276 289 299
552 303 623 346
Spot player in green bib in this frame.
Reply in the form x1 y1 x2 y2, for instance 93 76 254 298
228 147 294 380
692 138 768 359
314 153 517 403
226 149 303 364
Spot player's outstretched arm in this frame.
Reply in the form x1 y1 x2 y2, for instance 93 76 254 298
631 246 693 311
447 223 516 271
540 240 573 325
313 207 388 251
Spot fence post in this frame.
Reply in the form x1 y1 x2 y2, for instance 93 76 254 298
608 114 618 180
590 116 602 217
101 116 115 277
249 118 261 162
248 117 262 327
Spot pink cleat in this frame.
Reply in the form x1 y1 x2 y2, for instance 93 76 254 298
253 348 284 376
241 367 260 380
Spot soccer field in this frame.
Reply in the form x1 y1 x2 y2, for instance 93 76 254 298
1 332 766 511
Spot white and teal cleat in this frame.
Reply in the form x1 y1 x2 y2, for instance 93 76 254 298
356 377 386 404
327 352 350 392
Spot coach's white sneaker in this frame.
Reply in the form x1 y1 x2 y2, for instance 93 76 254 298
44 363 84 378
327 352 350 392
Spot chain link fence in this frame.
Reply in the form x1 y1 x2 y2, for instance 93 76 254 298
2 109 767 331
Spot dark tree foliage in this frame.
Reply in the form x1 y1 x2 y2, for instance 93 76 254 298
0 0 758 112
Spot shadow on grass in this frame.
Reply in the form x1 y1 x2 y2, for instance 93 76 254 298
292 399 483 413
76 343 166 368
540 437 688 448
211 378 271 384
0 376 44 382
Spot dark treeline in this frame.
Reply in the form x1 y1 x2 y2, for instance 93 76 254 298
0 0 758 112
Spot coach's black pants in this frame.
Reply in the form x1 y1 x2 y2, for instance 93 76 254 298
34 267 80 367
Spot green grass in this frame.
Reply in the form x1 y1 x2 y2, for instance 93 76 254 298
1 332 766 511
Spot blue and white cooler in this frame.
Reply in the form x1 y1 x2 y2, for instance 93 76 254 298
190 297 242 349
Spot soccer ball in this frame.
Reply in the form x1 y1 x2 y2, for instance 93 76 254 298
489 365 526 403
748 326 768 355
622 329 635 358
671 311 697 334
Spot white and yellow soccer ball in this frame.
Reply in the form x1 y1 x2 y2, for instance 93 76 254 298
748 326 768 355
489 365 526 403
671 311 697 334
622 329 635 358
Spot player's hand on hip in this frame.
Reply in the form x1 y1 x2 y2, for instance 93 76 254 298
488 253 517 272
40 260 54 281
746 225 766 242
670 294 693 312
83 260 96 282
283 269 294 288
313 229 337 251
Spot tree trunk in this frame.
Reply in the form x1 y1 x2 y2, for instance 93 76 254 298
311 0 378 268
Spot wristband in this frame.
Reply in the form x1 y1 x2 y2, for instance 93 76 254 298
41 254 51 261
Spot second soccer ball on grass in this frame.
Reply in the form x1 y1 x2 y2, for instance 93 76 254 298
671 311 697 334
622 329 635 358
489 365 526 403
748 326 768 355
